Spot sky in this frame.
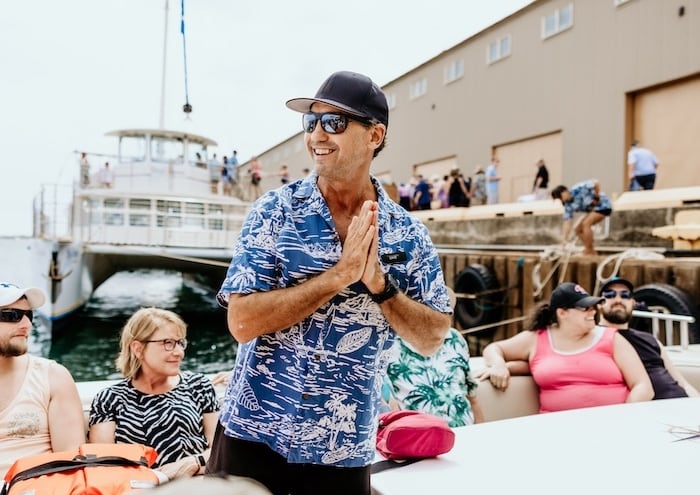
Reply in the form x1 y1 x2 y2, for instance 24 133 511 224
1 0 533 236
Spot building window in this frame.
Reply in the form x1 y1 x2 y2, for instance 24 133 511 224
487 35 511 64
409 78 428 99
541 3 574 39
386 92 397 110
444 60 464 84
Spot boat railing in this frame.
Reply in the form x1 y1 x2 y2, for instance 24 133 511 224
460 308 694 350
634 308 695 349
34 183 75 241
34 183 249 249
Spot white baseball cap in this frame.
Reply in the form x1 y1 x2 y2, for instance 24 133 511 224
0 282 46 309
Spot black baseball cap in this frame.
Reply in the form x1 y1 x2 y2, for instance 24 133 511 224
599 277 634 295
550 282 604 310
286 71 389 127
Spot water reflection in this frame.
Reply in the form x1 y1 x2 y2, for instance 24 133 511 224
44 269 236 382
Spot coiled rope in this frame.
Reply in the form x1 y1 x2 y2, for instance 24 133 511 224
593 248 665 295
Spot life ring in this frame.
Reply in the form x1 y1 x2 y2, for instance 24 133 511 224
453 264 503 331
630 283 700 344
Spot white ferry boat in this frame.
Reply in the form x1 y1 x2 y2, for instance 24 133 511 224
0 128 249 329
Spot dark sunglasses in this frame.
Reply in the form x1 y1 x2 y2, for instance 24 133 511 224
602 289 632 300
143 338 188 351
0 308 33 323
302 112 373 134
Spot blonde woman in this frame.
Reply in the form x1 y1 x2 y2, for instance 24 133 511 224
89 308 219 480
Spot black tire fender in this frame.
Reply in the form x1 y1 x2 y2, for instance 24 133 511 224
630 283 700 344
453 264 503 330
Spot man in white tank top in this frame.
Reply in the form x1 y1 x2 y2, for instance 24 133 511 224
0 283 85 478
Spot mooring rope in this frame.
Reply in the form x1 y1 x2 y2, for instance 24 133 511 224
594 248 665 295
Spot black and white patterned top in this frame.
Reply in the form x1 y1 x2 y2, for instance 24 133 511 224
88 372 219 467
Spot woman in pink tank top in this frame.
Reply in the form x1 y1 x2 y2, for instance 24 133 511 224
480 282 653 412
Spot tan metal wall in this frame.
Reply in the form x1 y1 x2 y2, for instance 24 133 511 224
251 0 700 203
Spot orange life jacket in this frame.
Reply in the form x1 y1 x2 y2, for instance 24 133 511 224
1 443 160 495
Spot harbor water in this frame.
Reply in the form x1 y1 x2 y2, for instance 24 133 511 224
30 269 237 382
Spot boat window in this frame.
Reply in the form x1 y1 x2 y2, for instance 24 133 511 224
185 202 205 215
151 137 185 164
129 214 151 227
103 198 124 209
129 198 151 210
157 215 182 228
208 218 224 230
156 200 182 214
189 143 208 166
119 136 147 163
184 217 204 228
104 213 124 225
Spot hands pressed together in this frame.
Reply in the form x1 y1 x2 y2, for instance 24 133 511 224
336 200 385 294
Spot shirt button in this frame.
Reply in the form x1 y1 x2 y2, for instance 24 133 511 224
302 393 310 400
314 354 321 361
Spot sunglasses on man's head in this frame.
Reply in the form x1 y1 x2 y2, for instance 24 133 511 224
602 289 632 300
0 308 33 323
302 112 373 134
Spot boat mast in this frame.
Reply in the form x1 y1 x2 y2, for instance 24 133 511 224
159 0 169 130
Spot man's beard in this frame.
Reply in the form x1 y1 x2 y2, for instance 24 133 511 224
602 306 631 325
0 340 28 357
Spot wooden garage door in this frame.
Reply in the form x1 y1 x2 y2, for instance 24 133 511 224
633 76 700 189
493 131 563 203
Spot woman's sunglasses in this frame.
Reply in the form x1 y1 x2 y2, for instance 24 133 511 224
0 308 33 323
602 289 632 300
302 112 373 134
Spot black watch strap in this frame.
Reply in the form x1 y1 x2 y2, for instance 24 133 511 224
370 273 399 304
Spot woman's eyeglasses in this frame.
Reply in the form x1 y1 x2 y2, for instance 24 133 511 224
571 306 596 312
302 112 373 134
143 338 188 351
602 289 632 300
0 308 33 323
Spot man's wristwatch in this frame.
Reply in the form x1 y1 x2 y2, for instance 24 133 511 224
370 273 399 304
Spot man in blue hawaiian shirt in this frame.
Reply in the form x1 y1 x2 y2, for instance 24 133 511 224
208 71 452 495
551 179 612 256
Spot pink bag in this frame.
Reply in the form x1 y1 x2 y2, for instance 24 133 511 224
375 410 455 461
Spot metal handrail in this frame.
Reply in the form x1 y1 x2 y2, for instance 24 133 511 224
632 309 695 350
458 309 695 350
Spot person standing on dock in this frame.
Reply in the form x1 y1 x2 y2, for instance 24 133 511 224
485 156 501 204
550 179 612 256
627 140 658 191
208 70 452 495
532 159 549 200
0 282 85 478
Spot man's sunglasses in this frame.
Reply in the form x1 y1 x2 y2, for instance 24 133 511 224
602 289 632 300
0 308 33 323
302 112 373 134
